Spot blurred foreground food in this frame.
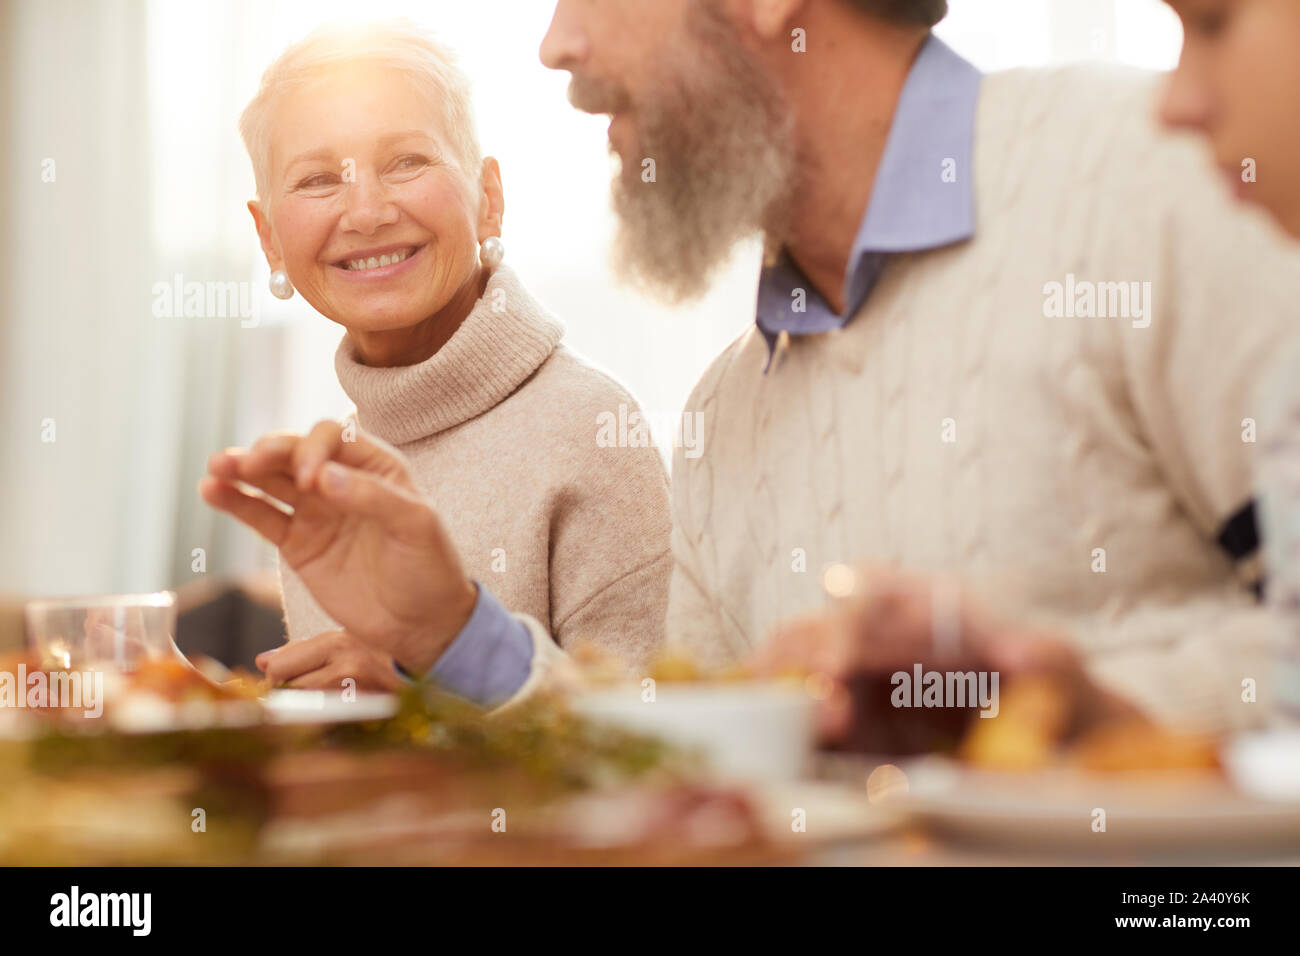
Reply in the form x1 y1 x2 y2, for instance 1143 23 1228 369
0 656 786 865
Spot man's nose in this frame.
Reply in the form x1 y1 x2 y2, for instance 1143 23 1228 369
540 0 587 72
1158 54 1212 133
340 175 399 235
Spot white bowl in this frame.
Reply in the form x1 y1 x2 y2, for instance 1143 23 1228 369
572 680 816 781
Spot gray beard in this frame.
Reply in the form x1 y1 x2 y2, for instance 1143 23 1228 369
604 6 801 303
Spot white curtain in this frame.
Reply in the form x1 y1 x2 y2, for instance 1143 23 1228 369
1 0 168 596
0 0 268 596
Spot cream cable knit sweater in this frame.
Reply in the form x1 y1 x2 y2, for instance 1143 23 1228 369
667 65 1300 734
279 265 673 691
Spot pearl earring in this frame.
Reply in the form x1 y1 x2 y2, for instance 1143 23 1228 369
268 269 295 300
480 236 505 270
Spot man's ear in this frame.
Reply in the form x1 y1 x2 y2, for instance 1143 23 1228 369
476 157 505 242
247 200 283 270
747 0 808 40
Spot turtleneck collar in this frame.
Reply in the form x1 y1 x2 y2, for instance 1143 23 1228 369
334 264 565 445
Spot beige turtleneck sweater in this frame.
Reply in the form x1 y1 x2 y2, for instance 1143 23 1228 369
279 264 672 685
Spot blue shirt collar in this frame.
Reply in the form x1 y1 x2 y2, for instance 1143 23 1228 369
756 35 981 353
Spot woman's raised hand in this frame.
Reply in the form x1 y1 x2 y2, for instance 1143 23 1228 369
200 420 477 676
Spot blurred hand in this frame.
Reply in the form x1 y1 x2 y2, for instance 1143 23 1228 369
754 565 1141 747
199 420 476 676
256 630 406 693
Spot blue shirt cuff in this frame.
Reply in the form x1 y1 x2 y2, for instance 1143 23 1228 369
411 582 534 707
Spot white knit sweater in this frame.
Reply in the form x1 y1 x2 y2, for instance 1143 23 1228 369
667 64 1300 733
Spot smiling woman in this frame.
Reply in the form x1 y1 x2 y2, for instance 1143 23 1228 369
203 19 675 704
240 32 496 367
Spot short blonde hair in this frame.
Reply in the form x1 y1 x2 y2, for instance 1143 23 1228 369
239 18 482 202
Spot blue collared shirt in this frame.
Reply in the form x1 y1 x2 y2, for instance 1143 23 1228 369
423 35 983 708
422 582 533 707
756 35 981 355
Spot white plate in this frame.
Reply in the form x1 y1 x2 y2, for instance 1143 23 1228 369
572 681 816 781
897 756 1300 852
262 689 398 725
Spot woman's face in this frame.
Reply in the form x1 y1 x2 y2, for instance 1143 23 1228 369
1161 0 1300 237
251 66 496 338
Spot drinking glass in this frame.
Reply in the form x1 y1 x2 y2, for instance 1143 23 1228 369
25 591 181 673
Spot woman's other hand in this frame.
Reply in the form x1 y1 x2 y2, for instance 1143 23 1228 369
256 630 406 692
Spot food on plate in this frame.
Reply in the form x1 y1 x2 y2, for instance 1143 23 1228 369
128 657 256 701
960 676 1221 773
1068 721 1220 773
959 676 1070 771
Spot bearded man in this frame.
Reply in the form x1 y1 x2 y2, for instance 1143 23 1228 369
538 0 1300 735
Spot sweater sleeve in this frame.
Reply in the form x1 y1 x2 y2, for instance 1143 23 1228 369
430 436 672 709
548 435 673 675
475 399 674 708
1082 116 1300 733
